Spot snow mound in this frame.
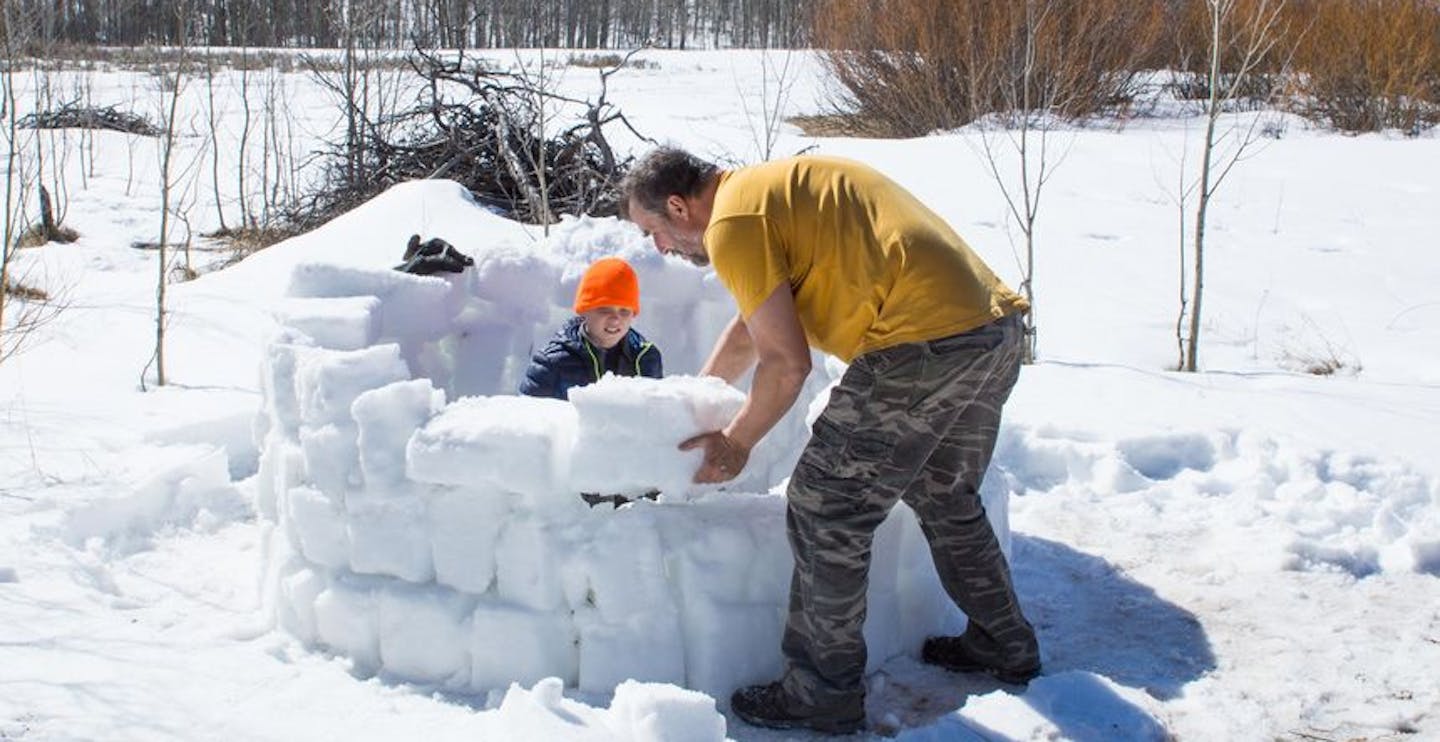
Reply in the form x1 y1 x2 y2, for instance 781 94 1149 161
997 426 1440 577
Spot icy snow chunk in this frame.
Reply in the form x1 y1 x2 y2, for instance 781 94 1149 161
352 379 444 489
677 598 783 697
576 608 686 692
287 262 458 341
494 515 566 611
261 337 311 435
568 375 746 499
276 296 382 351
298 423 359 499
406 395 577 499
294 344 411 427
429 487 510 594
576 508 673 622
277 565 327 644
314 580 381 672
62 444 247 555
376 585 475 686
254 436 304 522
571 511 686 691
347 496 434 583
285 485 350 570
471 603 577 690
605 680 728 742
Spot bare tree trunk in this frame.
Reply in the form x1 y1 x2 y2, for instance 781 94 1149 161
1179 0 1288 372
151 2 191 389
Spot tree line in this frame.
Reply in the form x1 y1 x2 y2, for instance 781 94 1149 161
4 0 813 50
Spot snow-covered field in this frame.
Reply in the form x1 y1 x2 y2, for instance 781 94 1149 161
2 49 1438 741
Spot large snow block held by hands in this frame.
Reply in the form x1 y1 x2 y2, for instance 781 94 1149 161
568 375 746 499
406 395 576 499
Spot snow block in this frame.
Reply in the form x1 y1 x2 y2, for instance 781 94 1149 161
293 344 411 427
261 339 310 435
285 485 350 570
494 515 566 611
568 375 746 499
276 296 382 351
277 565 328 644
352 379 444 490
677 599 784 698
314 580 382 672
347 496 434 584
577 509 672 623
470 603 577 691
576 609 686 692
428 487 510 594
406 395 576 500
376 585 475 687
298 423 360 500
287 262 457 342
254 434 304 521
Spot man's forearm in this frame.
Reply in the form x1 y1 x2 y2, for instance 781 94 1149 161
723 354 810 450
700 313 757 384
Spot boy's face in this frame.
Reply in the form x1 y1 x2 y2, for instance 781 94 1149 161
581 306 635 349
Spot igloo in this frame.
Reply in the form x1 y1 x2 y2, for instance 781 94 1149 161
255 183 1014 698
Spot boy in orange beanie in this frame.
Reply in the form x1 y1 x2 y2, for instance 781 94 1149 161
518 257 664 400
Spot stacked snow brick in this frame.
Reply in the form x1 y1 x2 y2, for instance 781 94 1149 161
256 226 1008 699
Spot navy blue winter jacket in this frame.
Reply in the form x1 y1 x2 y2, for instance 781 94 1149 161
517 316 663 400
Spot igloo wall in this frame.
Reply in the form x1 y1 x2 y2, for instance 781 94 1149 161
254 205 1012 699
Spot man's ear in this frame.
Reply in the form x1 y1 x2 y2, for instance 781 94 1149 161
665 194 688 220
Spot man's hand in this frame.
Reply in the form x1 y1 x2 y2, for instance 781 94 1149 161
679 431 751 484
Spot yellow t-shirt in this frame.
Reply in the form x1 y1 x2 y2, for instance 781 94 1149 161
705 155 1029 362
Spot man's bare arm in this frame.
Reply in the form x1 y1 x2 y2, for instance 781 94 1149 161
682 284 811 483
699 313 757 384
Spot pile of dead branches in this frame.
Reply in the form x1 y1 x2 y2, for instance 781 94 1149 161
288 46 651 231
18 105 162 136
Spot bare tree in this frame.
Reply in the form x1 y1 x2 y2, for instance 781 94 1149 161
735 46 801 162
146 0 192 389
1176 0 1288 372
972 0 1158 363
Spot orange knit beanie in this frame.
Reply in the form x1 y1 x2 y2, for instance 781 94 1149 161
573 257 641 315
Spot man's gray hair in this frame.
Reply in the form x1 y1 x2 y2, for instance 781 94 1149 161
619 147 719 219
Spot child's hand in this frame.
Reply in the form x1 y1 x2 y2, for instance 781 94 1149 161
679 431 750 484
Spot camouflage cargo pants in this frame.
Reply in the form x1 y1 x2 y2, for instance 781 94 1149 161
779 313 1039 713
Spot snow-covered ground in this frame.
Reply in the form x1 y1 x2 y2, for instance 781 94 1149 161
2 49 1438 741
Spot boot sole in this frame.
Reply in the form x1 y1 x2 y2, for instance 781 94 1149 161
928 659 1040 685
732 708 866 735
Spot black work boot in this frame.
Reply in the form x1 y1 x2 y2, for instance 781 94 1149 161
922 635 1041 685
730 682 865 735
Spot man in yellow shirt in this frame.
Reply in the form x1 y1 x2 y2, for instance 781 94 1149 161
621 148 1040 734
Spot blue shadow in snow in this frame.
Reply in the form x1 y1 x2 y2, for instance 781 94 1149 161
1012 535 1215 701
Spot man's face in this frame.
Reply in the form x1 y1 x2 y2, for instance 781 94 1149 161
628 196 709 267
580 306 635 350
